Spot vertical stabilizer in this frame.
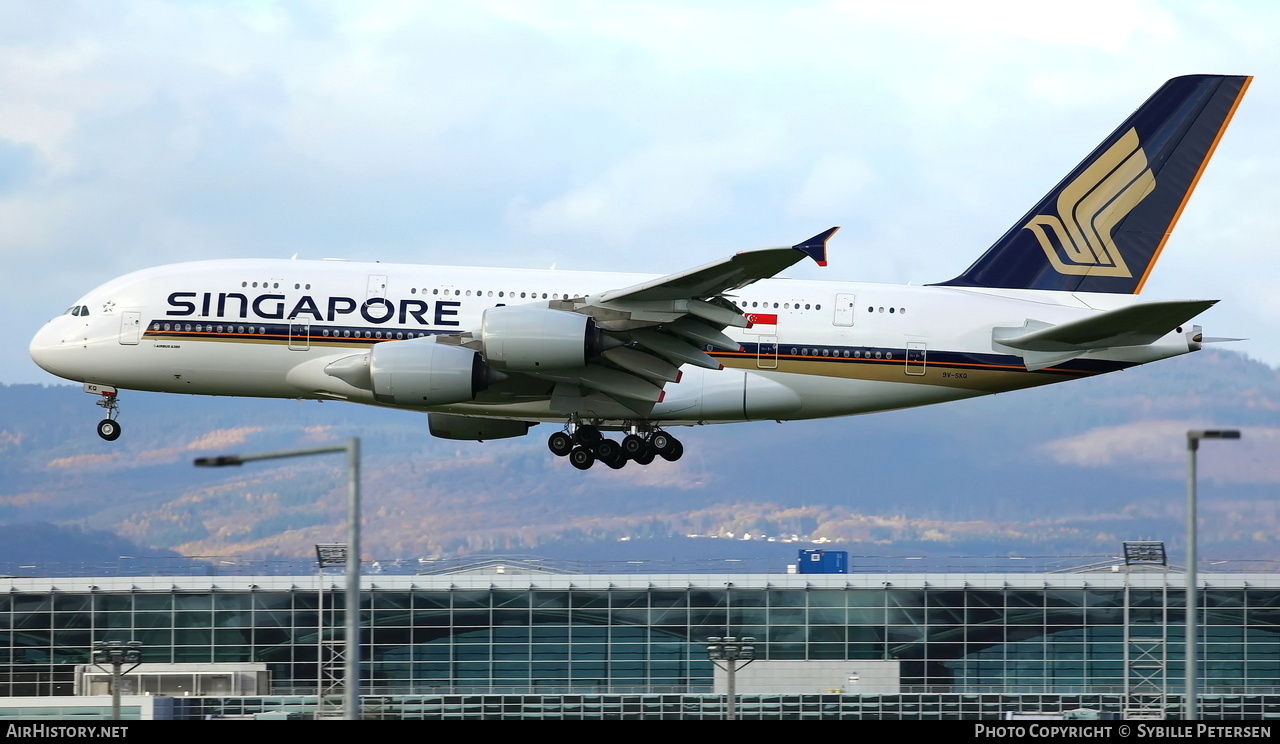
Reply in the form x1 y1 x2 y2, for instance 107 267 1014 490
936 75 1250 294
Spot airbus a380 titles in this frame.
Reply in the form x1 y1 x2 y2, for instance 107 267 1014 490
29 75 1250 470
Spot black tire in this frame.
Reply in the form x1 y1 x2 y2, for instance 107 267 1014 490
569 447 595 470
659 438 683 462
651 431 674 455
548 431 574 457
574 425 602 445
633 447 656 465
595 438 621 462
97 419 121 442
622 434 648 459
604 451 627 469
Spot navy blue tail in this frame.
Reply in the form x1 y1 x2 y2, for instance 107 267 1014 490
936 75 1250 294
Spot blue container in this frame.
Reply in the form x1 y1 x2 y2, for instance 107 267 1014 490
798 549 848 574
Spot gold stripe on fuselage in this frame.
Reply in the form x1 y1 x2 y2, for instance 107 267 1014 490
717 353 1090 394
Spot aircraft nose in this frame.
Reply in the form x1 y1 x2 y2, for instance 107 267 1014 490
29 319 87 381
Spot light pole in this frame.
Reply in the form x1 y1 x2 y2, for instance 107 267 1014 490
315 543 349 719
1185 429 1240 721
195 438 361 720
706 636 755 720
91 640 142 721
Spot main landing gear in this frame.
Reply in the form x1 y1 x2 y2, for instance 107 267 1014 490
92 387 122 441
548 424 683 471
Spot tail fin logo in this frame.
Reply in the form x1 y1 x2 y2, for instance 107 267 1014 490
1023 128 1156 278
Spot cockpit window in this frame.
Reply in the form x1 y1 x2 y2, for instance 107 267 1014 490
64 305 90 316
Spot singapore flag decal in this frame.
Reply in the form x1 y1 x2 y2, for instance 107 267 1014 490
744 312 778 332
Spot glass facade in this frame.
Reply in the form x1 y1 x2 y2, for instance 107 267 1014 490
2 572 1279 698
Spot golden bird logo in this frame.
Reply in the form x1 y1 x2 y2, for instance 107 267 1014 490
1023 128 1155 278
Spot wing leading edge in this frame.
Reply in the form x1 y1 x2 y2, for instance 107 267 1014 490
594 227 836 304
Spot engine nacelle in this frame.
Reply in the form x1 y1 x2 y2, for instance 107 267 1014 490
428 413 533 441
326 340 494 406
480 306 602 370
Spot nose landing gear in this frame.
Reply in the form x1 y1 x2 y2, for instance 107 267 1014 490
87 384 122 441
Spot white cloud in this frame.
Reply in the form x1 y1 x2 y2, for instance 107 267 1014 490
785 154 875 221
1041 422 1280 484
514 131 789 244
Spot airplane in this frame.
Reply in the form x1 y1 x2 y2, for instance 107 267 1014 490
29 74 1250 470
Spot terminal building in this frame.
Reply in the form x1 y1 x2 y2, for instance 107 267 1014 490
1 551 1279 720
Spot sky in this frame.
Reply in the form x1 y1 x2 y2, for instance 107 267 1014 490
3 0 1280 384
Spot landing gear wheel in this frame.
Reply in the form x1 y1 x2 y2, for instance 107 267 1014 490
574 425 602 445
569 447 595 470
548 431 574 457
651 431 675 456
659 438 683 462
595 439 627 469
633 447 656 466
621 434 648 459
595 438 622 462
97 419 121 442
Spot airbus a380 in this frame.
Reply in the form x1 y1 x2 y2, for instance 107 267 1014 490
30 75 1250 470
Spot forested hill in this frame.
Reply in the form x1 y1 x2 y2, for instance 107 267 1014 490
1 350 1278 565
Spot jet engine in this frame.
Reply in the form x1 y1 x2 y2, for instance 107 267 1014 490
428 412 533 441
325 339 497 406
479 306 603 370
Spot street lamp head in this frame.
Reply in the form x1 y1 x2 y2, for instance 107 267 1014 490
1188 429 1241 441
1187 429 1241 451
193 455 244 467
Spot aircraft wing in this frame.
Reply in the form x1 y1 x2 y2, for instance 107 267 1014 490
496 228 837 414
594 227 836 303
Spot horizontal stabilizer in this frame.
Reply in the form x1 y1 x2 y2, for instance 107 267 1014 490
994 300 1217 352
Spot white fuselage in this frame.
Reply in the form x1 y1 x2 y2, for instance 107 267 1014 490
29 258 1199 429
